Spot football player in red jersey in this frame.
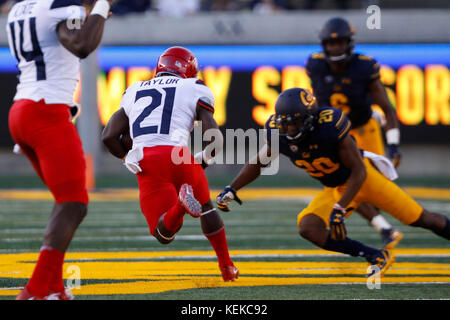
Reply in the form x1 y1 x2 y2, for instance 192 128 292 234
102 47 239 282
7 0 114 300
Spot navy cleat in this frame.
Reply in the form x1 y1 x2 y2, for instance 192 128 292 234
381 228 403 250
366 249 395 278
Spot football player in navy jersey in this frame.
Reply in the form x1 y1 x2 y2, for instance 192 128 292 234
7 0 114 300
217 88 450 277
306 17 403 249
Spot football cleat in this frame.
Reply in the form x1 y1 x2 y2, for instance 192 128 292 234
366 249 395 278
46 288 74 300
179 184 202 218
15 287 45 300
220 265 239 282
382 228 404 250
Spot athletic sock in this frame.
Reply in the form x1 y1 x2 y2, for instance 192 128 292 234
204 227 233 268
371 214 392 233
163 201 186 232
433 217 450 240
323 235 380 259
48 250 66 293
26 246 64 297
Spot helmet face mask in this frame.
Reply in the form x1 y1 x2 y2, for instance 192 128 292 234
155 46 199 79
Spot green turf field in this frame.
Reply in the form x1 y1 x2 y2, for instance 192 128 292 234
0 185 449 300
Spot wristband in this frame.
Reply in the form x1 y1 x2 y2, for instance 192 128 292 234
90 0 110 19
386 128 400 145
333 203 346 213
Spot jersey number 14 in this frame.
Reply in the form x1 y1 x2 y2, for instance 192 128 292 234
9 17 46 81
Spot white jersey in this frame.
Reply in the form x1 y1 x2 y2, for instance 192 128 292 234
120 76 215 148
6 0 86 105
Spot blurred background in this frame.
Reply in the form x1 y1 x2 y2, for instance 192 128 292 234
0 0 449 189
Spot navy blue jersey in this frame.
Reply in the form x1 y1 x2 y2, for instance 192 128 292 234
306 53 380 128
265 107 353 187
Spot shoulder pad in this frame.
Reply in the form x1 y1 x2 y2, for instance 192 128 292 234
317 107 351 141
306 54 327 74
356 54 380 80
311 53 325 59
357 54 374 61
195 79 207 86
51 0 82 9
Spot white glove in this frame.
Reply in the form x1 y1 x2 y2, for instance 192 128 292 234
123 146 143 174
123 161 142 174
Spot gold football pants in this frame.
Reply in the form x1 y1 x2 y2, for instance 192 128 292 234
350 117 385 156
297 158 423 228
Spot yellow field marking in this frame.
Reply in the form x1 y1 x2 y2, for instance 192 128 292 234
1 249 449 296
1 187 450 201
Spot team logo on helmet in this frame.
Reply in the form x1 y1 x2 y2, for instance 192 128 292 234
300 90 316 107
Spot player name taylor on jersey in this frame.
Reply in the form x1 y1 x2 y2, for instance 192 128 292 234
6 0 86 105
265 107 356 187
120 76 215 149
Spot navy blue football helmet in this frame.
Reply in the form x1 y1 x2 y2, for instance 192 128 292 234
319 17 355 63
274 88 317 144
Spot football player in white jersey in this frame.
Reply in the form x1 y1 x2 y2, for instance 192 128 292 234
102 47 239 282
7 0 114 300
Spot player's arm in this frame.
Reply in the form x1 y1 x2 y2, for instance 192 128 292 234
337 135 367 209
328 135 367 240
369 79 399 133
216 143 276 212
195 103 223 167
369 75 401 167
102 108 129 160
57 0 114 59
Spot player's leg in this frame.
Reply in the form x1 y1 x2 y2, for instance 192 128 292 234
34 202 87 300
410 210 450 240
12 102 89 299
138 181 183 244
357 203 403 249
297 188 394 276
34 111 88 299
349 120 402 247
200 200 238 281
357 159 450 240
177 153 238 281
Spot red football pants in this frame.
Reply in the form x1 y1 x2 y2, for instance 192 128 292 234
137 146 210 235
8 99 88 204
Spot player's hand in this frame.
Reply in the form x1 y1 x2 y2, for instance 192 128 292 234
216 186 242 212
387 144 401 168
329 204 347 241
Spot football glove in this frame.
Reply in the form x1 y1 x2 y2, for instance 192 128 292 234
329 204 347 241
216 186 242 212
387 144 401 168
